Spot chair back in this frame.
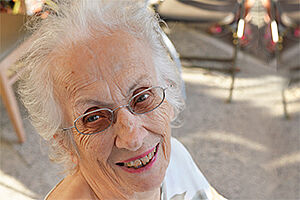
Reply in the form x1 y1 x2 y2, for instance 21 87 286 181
156 0 244 24
177 0 239 12
271 0 300 26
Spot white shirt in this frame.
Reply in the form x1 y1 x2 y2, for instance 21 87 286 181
161 137 226 200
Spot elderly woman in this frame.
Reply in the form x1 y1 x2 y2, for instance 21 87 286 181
19 0 225 199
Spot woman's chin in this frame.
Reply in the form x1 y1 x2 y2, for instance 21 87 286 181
129 174 165 193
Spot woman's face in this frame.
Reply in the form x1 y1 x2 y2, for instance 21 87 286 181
52 32 173 198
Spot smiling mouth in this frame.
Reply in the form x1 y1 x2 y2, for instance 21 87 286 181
116 144 159 169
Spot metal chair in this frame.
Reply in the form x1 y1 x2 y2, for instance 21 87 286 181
268 0 300 118
151 0 247 102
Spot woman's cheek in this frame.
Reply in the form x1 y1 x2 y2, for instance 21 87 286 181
144 105 172 133
142 105 172 160
76 133 114 161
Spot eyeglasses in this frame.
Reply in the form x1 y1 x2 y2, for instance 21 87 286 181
62 86 169 135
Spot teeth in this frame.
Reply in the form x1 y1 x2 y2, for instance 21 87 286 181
127 161 134 167
148 151 154 158
133 160 142 168
123 146 157 168
141 156 149 165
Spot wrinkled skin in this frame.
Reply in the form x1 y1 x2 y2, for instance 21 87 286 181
47 31 173 200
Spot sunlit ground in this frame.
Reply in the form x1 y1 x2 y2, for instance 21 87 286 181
182 69 300 117
0 170 37 200
172 59 299 198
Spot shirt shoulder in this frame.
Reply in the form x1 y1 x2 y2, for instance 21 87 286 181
162 137 227 200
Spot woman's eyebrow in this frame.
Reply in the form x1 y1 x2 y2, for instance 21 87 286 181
127 75 151 95
75 75 152 109
75 99 115 109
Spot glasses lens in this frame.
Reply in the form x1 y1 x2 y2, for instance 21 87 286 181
75 109 113 135
129 87 165 114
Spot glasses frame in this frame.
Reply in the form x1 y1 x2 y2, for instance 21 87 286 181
62 85 170 135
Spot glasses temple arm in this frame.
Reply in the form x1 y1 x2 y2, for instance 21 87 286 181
62 126 75 131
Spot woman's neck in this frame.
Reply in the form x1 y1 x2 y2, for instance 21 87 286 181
132 188 161 200
77 170 161 200
46 171 97 200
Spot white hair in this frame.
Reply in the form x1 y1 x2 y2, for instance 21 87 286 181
19 0 185 173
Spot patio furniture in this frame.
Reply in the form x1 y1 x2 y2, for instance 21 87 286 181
152 0 246 102
269 0 300 118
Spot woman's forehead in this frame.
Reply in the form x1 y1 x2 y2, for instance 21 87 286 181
57 32 154 76
50 31 157 104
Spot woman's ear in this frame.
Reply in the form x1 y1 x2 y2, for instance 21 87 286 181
71 152 79 165
167 101 175 121
53 133 79 165
53 133 67 148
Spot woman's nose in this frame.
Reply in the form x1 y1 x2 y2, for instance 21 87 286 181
114 108 147 151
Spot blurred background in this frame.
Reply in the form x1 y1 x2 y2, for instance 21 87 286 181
0 0 299 199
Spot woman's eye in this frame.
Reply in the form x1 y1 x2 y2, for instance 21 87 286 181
87 115 100 122
136 93 150 103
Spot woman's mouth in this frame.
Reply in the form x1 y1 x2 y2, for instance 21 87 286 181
116 143 159 173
